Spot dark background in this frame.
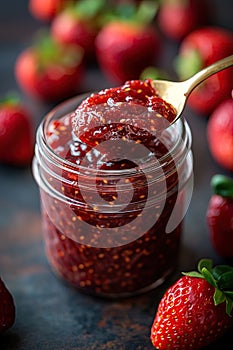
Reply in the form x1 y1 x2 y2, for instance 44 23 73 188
0 1 233 349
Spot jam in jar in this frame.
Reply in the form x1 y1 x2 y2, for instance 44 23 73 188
33 80 193 297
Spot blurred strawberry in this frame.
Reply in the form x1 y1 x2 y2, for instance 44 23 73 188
15 32 85 103
0 94 34 166
206 174 233 258
51 0 106 62
175 27 233 115
95 1 160 84
29 0 68 22
95 21 160 84
207 98 233 172
157 0 209 41
0 277 15 333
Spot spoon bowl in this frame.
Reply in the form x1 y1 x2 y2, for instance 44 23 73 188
151 55 233 124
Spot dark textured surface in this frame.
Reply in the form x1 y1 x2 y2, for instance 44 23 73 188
0 1 233 349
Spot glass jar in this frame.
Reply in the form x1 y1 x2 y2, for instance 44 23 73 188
33 94 193 298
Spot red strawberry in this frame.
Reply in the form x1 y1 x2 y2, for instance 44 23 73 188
95 21 161 84
0 277 15 333
207 98 233 172
158 0 208 41
175 27 233 115
151 258 233 349
29 0 67 22
0 95 34 166
206 175 233 258
51 0 104 62
15 32 84 103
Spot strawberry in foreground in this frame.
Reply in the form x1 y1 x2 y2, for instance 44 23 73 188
151 258 233 349
174 27 233 115
15 32 84 103
0 95 34 166
207 98 233 172
206 175 233 259
0 277 15 333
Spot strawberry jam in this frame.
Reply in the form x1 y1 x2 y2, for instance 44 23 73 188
33 80 193 297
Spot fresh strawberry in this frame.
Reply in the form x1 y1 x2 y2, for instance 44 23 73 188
95 21 160 84
151 258 233 349
157 0 209 41
0 95 34 166
206 175 233 258
174 27 233 115
95 1 160 84
51 0 105 61
207 98 233 172
15 32 84 103
29 0 68 22
0 277 15 333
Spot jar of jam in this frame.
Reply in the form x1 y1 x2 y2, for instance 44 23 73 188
33 80 193 297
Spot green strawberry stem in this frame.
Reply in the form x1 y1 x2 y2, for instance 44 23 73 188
182 258 233 316
211 174 233 199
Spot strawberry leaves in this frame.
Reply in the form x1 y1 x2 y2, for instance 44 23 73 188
151 258 233 349
99 0 159 26
72 0 106 19
174 49 203 80
211 174 233 199
0 92 21 107
34 30 84 70
183 258 233 316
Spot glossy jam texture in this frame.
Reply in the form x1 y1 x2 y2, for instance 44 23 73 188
72 79 176 146
41 80 183 296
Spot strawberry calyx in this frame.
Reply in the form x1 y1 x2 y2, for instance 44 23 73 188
211 174 233 199
33 30 84 70
174 49 203 80
72 0 106 20
0 93 21 108
61 0 106 31
183 258 233 316
140 66 170 81
134 0 159 25
99 0 159 27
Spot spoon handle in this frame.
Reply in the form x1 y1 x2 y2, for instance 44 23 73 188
184 54 233 96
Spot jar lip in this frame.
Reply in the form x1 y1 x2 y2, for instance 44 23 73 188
38 94 188 177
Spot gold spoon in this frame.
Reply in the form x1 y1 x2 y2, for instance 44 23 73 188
151 54 233 123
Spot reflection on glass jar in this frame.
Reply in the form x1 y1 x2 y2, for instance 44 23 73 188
33 93 193 298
